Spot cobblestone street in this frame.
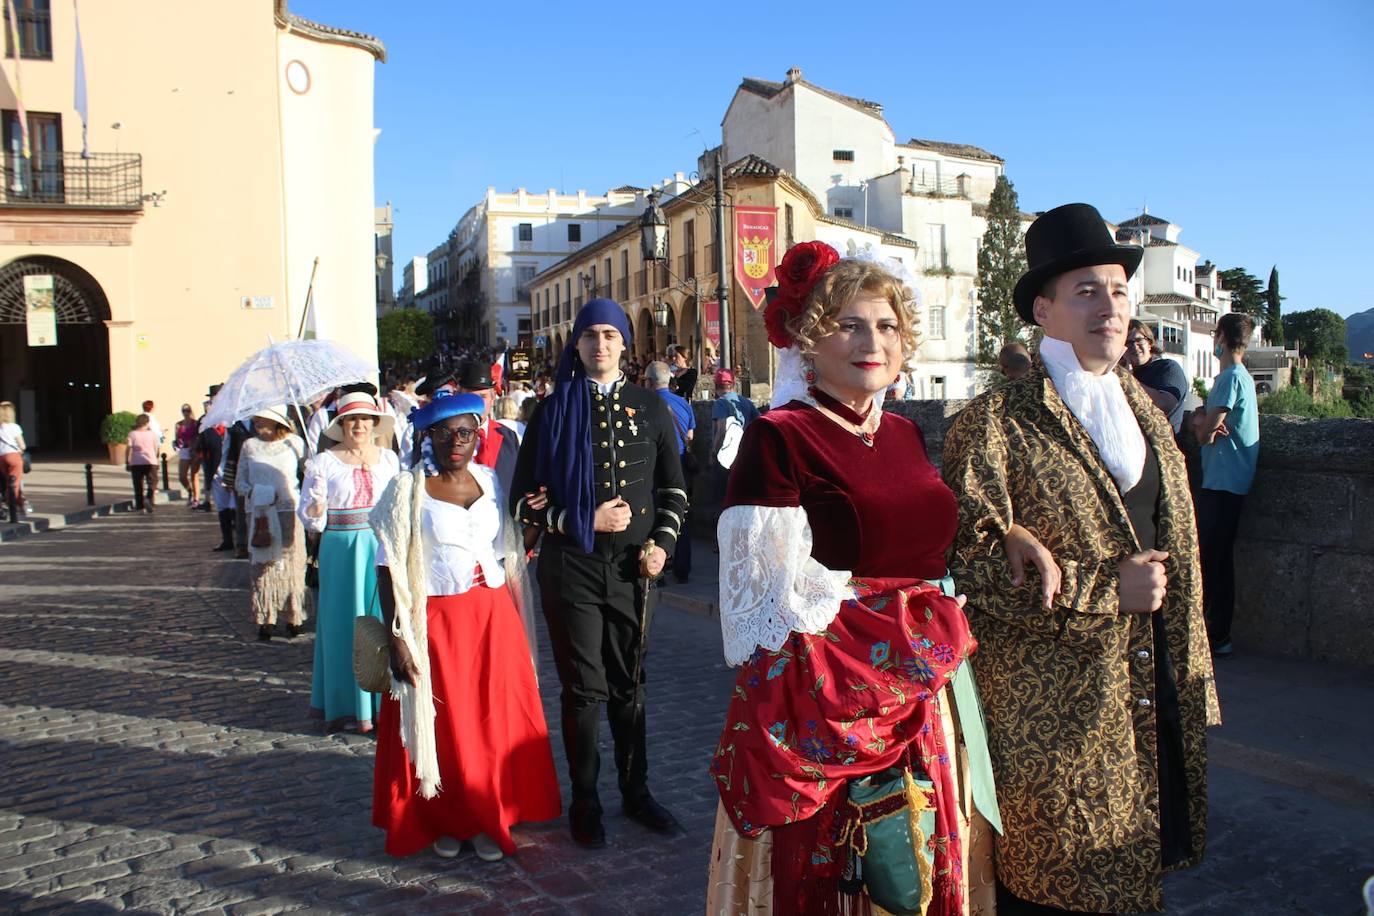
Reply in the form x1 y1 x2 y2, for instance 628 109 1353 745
2 511 1373 914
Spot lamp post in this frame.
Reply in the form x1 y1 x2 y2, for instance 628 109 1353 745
639 150 733 373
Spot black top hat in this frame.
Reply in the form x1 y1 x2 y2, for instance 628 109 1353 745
414 373 455 397
1013 203 1143 324
457 360 495 391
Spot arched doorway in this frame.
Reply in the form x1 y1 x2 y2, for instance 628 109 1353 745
0 256 112 453
678 296 699 360
635 307 654 359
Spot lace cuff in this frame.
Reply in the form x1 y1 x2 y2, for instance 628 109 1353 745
716 504 854 665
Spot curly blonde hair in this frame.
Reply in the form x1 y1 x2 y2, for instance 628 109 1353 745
786 259 921 360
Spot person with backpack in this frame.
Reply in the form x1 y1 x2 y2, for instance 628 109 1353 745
709 369 757 502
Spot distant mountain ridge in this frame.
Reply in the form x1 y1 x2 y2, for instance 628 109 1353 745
1349 307 1374 362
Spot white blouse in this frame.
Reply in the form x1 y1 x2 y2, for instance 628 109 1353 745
234 435 305 510
298 448 400 533
376 464 507 597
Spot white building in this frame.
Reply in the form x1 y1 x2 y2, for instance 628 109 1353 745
1116 213 1232 384
374 203 395 317
396 256 426 311
416 240 448 332
715 67 1008 398
422 186 650 348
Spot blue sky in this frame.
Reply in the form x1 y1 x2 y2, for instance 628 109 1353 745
295 0 1373 318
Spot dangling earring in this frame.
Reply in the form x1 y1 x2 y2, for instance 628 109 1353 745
803 358 817 387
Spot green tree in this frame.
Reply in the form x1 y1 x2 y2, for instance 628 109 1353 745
1264 266 1284 345
377 308 435 364
1281 308 1347 366
975 174 1029 366
1218 267 1265 319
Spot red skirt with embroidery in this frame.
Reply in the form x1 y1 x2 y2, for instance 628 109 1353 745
711 577 973 915
372 587 562 856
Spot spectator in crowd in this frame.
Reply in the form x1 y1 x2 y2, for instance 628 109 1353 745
997 341 1032 381
492 395 525 443
174 404 201 508
1124 319 1191 434
709 369 759 500
667 345 698 400
646 360 696 583
0 400 28 516
1191 311 1260 658
127 414 160 513
299 392 399 734
142 400 164 448
235 405 308 641
371 392 560 862
457 360 518 496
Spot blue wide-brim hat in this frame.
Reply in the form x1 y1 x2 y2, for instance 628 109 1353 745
408 390 485 432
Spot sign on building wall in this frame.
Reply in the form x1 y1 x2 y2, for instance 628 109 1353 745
703 300 721 352
241 296 275 310
734 207 778 309
24 274 56 347
508 348 532 382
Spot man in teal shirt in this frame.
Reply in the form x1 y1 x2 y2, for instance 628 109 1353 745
1191 312 1259 658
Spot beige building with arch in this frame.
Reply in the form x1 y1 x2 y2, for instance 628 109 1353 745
0 0 384 452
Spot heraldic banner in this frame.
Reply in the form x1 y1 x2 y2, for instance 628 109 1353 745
734 207 777 309
703 300 721 352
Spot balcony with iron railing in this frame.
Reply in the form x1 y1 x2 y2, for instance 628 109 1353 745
1 152 143 209
678 252 697 279
906 172 966 198
704 243 717 273
616 277 628 300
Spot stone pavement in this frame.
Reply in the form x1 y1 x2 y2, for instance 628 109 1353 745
0 516 1372 914
1 458 187 542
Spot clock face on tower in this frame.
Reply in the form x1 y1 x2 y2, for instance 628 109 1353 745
285 60 311 95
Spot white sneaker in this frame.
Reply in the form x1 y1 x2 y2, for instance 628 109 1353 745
432 836 463 859
470 833 504 862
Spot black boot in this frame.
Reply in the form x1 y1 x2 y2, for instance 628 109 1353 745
257 623 274 641
213 509 235 551
608 692 679 834
561 706 605 847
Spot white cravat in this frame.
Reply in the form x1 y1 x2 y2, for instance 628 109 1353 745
1038 336 1146 493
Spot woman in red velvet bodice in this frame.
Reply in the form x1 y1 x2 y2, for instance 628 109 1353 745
724 396 956 580
708 247 1002 916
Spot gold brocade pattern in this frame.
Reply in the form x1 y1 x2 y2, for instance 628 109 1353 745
705 684 997 916
941 358 1219 914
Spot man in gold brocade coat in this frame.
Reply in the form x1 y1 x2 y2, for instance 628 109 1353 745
943 204 1220 914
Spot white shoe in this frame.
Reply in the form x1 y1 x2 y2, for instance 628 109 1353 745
470 833 504 862
432 836 463 859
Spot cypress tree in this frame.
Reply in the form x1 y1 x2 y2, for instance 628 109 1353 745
975 175 1029 366
1265 265 1284 346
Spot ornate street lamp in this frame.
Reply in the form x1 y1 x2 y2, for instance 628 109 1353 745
653 297 670 328
639 189 668 262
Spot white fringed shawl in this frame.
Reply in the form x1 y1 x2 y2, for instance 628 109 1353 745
369 466 538 799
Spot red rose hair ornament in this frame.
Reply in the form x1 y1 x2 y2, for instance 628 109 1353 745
763 241 840 348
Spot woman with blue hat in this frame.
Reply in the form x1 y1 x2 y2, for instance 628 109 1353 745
369 391 560 863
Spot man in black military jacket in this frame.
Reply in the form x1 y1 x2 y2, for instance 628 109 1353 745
511 299 688 848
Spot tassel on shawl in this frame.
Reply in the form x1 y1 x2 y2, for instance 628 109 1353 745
370 467 442 798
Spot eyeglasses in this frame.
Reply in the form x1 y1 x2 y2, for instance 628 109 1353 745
429 426 478 444
1126 337 1150 347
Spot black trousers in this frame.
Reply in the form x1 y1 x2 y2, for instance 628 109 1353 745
537 545 655 805
1197 487 1245 646
130 465 156 509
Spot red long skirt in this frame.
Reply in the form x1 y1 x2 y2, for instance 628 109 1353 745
372 587 562 856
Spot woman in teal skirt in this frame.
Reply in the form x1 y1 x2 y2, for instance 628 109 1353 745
299 392 400 733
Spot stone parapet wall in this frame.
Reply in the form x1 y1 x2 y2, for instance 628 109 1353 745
688 400 1372 668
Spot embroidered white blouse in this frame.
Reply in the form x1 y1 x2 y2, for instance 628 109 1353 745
375 463 506 596
298 448 400 533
